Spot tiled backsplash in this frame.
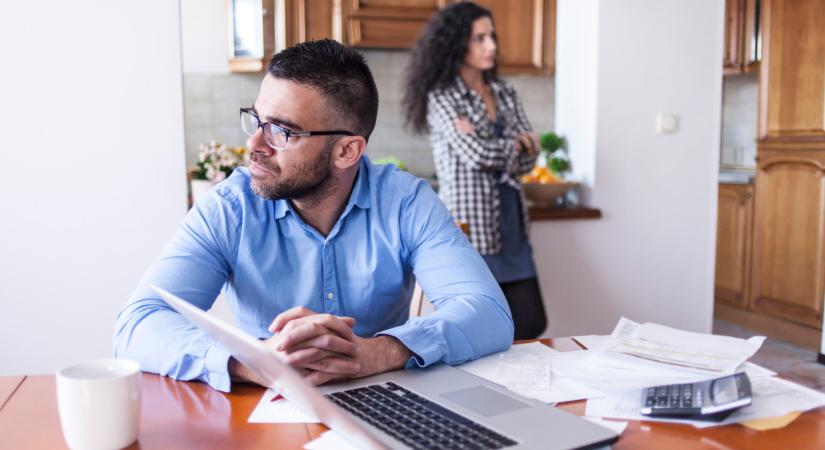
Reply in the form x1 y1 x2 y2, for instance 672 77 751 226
720 73 758 169
183 49 555 177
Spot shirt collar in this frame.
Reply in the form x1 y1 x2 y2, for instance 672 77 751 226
453 75 501 96
271 156 372 221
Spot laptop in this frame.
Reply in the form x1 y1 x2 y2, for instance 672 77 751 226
151 285 618 450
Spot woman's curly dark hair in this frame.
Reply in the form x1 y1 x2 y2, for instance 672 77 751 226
402 2 498 134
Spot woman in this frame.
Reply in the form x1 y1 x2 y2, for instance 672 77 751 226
403 1 547 339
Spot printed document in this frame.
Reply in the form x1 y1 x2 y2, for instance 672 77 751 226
597 317 765 373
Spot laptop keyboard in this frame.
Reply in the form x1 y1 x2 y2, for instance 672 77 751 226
325 382 518 450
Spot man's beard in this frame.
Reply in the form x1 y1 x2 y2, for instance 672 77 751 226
250 141 336 201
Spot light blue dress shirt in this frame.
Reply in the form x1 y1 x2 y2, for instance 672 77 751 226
114 157 513 392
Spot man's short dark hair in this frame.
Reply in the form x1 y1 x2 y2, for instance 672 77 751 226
267 39 379 141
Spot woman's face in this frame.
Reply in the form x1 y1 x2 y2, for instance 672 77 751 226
463 16 497 71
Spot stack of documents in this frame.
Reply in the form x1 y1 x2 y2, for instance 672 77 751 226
595 317 765 373
578 317 825 428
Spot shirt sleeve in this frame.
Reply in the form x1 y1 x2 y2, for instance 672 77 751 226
378 179 514 366
113 187 240 392
427 90 513 172
508 85 539 178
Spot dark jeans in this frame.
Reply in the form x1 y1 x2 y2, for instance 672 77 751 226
500 277 547 340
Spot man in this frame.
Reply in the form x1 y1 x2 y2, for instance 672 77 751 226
114 39 514 392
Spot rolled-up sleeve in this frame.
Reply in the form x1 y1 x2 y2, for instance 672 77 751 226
113 188 240 392
378 179 514 366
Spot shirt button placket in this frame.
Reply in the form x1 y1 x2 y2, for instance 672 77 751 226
322 241 338 315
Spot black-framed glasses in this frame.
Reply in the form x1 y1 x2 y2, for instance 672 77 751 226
240 108 355 151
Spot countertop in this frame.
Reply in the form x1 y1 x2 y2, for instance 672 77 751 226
529 206 602 221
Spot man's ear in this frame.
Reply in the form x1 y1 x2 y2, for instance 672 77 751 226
333 136 367 169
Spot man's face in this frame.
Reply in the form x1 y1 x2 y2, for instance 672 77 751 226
247 74 339 200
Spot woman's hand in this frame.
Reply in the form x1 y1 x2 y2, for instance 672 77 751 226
516 132 539 155
454 116 476 135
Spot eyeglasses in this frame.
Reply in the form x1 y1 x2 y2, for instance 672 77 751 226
240 108 355 151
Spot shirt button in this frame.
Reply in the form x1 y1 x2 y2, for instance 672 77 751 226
327 292 334 300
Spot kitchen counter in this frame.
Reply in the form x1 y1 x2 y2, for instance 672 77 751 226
529 206 602 221
719 170 755 185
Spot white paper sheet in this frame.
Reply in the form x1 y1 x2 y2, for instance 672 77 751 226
551 350 727 392
598 317 765 373
572 335 608 350
585 376 825 428
248 388 320 423
457 342 605 403
304 430 364 450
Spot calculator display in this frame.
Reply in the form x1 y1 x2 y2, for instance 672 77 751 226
711 377 738 404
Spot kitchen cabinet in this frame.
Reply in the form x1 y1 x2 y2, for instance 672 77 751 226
750 149 825 329
758 0 825 141
348 0 556 74
347 0 446 49
723 0 762 75
473 0 556 74
281 0 345 46
717 0 825 349
229 0 557 75
715 183 753 309
228 0 276 72
723 0 744 75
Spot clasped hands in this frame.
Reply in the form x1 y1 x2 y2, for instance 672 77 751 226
229 307 412 387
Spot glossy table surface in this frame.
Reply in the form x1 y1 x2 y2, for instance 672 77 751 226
1 339 823 449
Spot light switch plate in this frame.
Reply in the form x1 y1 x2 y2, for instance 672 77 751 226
657 113 679 133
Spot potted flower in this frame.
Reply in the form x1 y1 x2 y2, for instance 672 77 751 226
189 141 248 204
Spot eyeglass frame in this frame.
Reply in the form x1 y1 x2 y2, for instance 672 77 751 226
240 107 356 151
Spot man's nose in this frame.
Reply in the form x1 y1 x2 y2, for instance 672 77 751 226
247 127 274 156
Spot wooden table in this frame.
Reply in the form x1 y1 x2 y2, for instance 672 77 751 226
2 339 824 449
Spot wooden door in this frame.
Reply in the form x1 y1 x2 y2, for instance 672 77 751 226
751 149 825 328
723 0 744 75
715 183 754 308
474 0 555 74
759 0 825 141
283 0 345 45
347 0 446 48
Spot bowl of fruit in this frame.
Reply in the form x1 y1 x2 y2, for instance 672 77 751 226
520 166 576 207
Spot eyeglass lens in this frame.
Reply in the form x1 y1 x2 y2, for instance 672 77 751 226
240 110 288 150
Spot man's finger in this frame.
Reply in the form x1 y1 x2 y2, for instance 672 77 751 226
302 356 361 376
278 320 355 351
268 306 316 333
283 334 358 359
304 370 344 386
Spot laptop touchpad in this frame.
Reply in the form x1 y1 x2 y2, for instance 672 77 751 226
440 386 531 417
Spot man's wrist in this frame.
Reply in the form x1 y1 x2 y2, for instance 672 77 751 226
373 335 413 372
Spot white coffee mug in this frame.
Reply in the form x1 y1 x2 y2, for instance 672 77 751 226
56 359 142 450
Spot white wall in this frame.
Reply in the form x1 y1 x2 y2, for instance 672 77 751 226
536 0 723 337
0 1 188 374
181 0 231 74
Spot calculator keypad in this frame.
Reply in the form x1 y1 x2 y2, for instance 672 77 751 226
644 384 702 410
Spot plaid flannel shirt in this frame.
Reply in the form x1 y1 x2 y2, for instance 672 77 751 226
427 77 538 255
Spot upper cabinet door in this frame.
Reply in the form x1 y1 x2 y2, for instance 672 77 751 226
724 0 745 75
474 0 556 75
348 0 446 49
759 0 825 141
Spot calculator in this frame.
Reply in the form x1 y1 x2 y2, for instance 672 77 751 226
640 372 752 420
